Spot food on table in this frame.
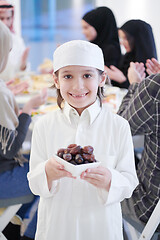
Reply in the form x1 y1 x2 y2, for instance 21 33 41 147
38 58 53 74
103 94 116 110
13 73 53 94
57 144 97 165
31 104 58 116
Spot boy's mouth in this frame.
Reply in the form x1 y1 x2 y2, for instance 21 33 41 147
69 93 88 98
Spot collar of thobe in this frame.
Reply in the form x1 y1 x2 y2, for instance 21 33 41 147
63 99 101 125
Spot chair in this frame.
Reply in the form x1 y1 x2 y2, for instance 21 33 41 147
139 199 160 240
0 194 34 240
123 199 160 240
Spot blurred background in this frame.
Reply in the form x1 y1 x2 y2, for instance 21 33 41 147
12 0 160 72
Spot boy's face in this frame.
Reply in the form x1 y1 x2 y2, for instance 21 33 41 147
0 10 13 29
54 65 106 115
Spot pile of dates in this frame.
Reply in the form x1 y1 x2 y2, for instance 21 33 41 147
57 144 97 165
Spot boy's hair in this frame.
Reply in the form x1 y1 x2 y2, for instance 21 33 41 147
52 69 110 109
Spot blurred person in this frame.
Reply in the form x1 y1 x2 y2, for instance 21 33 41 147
106 19 157 88
81 6 121 69
0 0 30 82
117 62 160 238
0 20 47 240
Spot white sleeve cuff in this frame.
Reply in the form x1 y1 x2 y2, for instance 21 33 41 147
28 160 60 198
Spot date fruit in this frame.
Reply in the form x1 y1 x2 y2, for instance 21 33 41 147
57 144 96 165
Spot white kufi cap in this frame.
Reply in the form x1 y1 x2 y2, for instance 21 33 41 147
53 40 104 72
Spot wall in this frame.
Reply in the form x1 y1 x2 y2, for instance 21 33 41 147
95 0 160 59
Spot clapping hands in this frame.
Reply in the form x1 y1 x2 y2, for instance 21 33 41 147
146 58 160 75
128 62 146 84
128 58 160 85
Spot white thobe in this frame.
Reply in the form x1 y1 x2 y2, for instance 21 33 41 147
28 100 138 240
0 33 26 81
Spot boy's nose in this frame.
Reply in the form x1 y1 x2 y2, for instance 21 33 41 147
73 78 84 89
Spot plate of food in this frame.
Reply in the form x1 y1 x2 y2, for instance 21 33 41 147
54 144 100 177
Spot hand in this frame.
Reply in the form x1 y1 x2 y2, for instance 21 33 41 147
146 58 160 75
22 88 48 114
105 65 126 83
20 47 30 71
6 79 15 86
7 81 29 95
81 166 111 191
128 62 146 84
45 157 74 190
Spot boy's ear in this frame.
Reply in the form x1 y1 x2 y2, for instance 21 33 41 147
53 73 60 89
99 70 107 87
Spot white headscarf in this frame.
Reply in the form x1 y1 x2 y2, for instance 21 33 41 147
0 20 19 155
0 20 12 72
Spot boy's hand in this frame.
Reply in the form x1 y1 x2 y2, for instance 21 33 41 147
45 157 73 190
81 166 111 191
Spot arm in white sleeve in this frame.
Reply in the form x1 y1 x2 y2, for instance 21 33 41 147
97 120 139 205
27 120 59 198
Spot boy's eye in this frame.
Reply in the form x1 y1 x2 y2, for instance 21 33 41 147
84 74 91 78
64 75 72 79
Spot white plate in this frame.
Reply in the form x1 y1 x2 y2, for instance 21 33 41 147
54 154 100 177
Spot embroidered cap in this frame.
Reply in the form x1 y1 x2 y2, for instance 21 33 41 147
53 40 104 72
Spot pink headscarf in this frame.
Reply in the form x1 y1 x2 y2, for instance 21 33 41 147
0 0 14 32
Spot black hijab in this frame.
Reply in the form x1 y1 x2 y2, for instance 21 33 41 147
115 19 158 89
82 7 121 67
119 19 157 78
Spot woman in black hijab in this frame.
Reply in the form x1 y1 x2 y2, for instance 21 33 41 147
106 19 157 88
81 6 121 68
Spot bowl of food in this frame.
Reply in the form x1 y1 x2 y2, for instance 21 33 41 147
54 144 100 177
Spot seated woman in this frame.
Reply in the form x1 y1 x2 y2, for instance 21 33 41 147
0 20 47 240
81 6 121 68
0 0 30 82
106 19 157 88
